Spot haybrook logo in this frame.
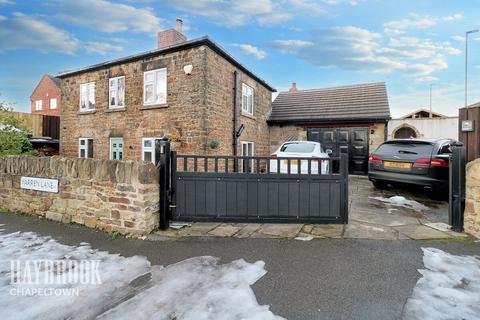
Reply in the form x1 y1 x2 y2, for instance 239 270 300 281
9 260 102 296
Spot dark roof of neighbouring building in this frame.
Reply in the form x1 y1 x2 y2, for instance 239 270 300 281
268 82 391 124
47 75 61 89
56 36 275 92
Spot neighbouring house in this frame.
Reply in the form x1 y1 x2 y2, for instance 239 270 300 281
268 82 391 174
57 20 275 163
388 109 458 140
30 74 62 116
459 101 480 161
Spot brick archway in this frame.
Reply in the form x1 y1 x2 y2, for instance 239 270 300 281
392 124 421 139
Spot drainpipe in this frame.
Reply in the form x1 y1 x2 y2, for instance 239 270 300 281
232 71 238 171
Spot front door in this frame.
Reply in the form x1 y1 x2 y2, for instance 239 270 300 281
307 127 369 174
110 138 124 160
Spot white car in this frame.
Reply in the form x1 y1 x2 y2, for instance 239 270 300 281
269 141 330 174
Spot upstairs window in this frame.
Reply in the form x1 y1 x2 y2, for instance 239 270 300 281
78 138 93 158
80 82 95 112
50 98 57 109
35 100 42 111
241 83 254 115
143 68 167 106
109 76 125 109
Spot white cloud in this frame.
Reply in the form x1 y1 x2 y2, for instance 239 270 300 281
233 44 267 59
0 12 79 54
271 26 460 79
84 41 124 55
384 16 437 35
415 76 439 82
442 13 462 21
452 35 465 42
56 0 163 33
167 0 292 27
0 0 14 4
290 0 324 14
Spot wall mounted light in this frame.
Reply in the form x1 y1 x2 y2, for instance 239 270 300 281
183 64 193 77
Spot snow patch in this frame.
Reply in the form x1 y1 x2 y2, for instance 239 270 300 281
294 236 314 241
0 230 283 320
403 247 480 320
369 196 429 212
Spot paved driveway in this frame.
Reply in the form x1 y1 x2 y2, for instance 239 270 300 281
347 176 454 240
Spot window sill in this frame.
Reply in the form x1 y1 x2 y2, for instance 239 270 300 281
241 112 256 120
77 110 96 115
139 103 168 110
106 107 126 113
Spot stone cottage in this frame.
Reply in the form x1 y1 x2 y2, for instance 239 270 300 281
58 21 275 163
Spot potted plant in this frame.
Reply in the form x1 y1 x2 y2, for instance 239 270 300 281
170 135 182 149
207 139 219 150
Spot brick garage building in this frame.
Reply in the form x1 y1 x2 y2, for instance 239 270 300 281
30 74 61 116
268 82 391 174
58 25 275 163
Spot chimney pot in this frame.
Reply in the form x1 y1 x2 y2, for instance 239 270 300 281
175 18 183 33
289 82 297 92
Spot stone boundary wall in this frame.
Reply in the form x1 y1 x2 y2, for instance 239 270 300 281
465 158 480 238
0 156 159 235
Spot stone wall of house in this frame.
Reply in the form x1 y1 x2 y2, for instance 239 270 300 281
204 47 272 157
0 156 159 235
60 45 210 160
269 125 307 153
465 158 480 238
369 122 386 153
60 44 274 161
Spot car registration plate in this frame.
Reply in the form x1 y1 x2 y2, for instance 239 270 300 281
283 159 298 166
383 161 412 169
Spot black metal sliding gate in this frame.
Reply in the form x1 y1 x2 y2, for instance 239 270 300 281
160 148 348 228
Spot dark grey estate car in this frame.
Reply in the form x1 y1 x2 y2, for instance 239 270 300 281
368 139 456 194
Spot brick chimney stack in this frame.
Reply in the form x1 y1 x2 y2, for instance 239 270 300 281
157 19 187 49
289 82 298 92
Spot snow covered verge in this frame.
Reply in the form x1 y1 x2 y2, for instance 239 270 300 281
369 196 429 212
0 229 283 320
403 248 480 320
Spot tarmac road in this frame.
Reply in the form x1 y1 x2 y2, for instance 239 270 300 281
1 212 479 320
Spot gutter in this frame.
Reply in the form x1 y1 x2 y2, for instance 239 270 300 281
232 71 238 169
266 116 392 125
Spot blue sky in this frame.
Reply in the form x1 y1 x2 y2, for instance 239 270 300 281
0 0 479 117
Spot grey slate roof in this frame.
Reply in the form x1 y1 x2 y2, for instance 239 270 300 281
268 82 391 124
47 75 61 89
56 36 275 92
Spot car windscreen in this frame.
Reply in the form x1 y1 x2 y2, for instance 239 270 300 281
376 142 434 156
280 143 316 153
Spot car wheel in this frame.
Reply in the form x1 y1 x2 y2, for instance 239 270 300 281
372 181 388 190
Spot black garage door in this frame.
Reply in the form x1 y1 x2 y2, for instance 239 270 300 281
307 127 369 174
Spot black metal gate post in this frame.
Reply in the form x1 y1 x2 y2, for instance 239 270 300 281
449 143 466 232
156 138 171 230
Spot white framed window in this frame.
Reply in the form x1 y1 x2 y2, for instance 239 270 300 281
35 100 42 111
50 98 57 109
110 138 124 160
142 137 161 164
79 82 95 111
241 83 254 115
78 138 93 158
241 141 254 173
109 76 125 109
143 68 167 106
